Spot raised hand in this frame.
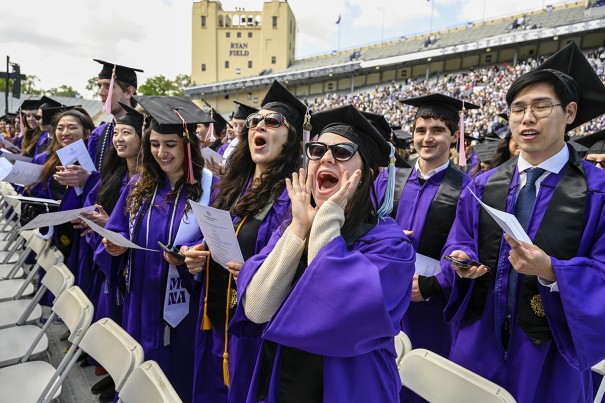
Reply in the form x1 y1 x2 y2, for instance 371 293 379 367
327 169 361 210
285 167 317 239
54 165 90 187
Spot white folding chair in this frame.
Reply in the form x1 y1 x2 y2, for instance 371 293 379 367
0 228 45 280
399 349 516 403
593 359 605 403
0 244 62 302
0 263 73 333
78 317 145 395
0 286 93 403
118 361 183 403
394 331 412 369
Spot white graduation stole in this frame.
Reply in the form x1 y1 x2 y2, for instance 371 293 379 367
163 168 212 329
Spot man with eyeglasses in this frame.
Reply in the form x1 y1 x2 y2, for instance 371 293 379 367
574 128 605 171
441 42 605 402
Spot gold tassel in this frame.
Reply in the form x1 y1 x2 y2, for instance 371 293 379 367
222 216 248 388
201 254 212 330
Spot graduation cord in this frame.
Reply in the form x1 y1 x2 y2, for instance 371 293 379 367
97 122 114 172
200 215 249 388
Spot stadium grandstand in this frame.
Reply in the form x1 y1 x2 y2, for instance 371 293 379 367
186 0 605 138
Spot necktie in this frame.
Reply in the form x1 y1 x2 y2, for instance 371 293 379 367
507 167 546 318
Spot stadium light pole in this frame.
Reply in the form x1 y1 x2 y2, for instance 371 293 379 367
429 0 435 35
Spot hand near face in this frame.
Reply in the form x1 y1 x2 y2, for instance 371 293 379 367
326 168 361 210
286 167 317 239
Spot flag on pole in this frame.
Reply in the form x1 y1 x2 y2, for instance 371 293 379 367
336 14 341 24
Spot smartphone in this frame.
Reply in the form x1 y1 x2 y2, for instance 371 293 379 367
158 241 185 261
443 255 489 271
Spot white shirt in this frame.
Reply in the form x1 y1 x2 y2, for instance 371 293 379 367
515 145 569 292
414 159 450 180
222 136 239 161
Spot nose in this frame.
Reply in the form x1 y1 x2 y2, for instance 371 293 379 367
520 106 536 124
320 148 335 164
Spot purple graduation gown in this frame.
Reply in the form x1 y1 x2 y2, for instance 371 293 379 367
87 121 114 171
230 217 416 403
442 160 605 402
101 177 201 402
192 188 292 403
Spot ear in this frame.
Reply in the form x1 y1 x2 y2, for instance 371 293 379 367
565 101 578 125
451 130 460 145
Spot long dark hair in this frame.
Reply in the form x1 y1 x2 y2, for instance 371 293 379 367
126 127 203 216
490 130 513 169
213 123 302 217
39 108 95 189
21 112 43 157
97 125 142 215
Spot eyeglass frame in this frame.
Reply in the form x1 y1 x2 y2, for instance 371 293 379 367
507 100 564 123
245 112 291 130
305 141 360 162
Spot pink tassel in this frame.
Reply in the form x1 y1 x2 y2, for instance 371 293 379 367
458 105 466 168
103 65 116 115
205 122 216 143
172 109 197 185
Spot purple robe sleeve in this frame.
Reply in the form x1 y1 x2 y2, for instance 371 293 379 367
261 221 415 357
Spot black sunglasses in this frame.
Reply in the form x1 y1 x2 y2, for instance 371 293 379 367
245 112 290 129
305 142 359 162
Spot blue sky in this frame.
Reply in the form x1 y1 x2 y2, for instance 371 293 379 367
0 0 570 98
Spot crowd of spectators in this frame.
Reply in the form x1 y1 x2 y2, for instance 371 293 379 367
306 51 605 140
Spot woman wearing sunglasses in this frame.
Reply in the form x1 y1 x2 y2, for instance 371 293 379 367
185 80 310 403
230 104 416 403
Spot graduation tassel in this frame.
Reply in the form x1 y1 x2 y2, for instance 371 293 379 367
201 254 212 330
103 64 116 115
222 216 248 388
376 143 396 218
206 109 216 143
18 110 25 137
302 108 312 163
172 109 197 185
458 101 466 168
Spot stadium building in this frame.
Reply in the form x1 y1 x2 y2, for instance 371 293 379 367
187 0 605 115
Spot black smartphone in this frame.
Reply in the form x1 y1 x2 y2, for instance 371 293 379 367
158 241 185 261
443 255 489 271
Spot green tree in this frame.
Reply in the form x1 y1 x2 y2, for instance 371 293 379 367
86 76 99 97
47 85 80 97
174 74 192 96
138 74 192 96
22 75 42 95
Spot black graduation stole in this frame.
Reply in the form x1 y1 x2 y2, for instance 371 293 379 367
391 162 464 260
257 217 380 403
469 145 587 344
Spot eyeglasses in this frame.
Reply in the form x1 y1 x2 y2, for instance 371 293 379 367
508 101 563 123
245 112 290 129
305 142 359 162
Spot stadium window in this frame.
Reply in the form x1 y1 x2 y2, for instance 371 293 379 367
271 56 276 64
218 15 224 27
272 16 278 28
201 16 206 28
225 95 230 100
201 64 206 72
485 55 492 63
237 32 242 38
236 68 241 75
248 61 253 68
248 32 253 38
225 61 230 69
226 32 231 38
327 83 334 91
401 69 407 77
248 92 253 100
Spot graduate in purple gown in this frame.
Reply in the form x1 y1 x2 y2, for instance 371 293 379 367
441 42 605 402
18 98 45 158
230 104 416 403
574 128 605 171
100 96 212 402
183 80 305 403
88 59 144 172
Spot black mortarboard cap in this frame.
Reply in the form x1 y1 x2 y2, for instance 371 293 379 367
497 112 509 122
400 93 480 123
509 42 605 131
361 111 410 168
94 59 144 88
574 129 605 154
0 113 16 122
312 105 391 168
232 101 259 120
19 98 43 111
41 105 77 126
209 108 229 134
39 96 62 110
116 102 145 135
568 138 588 154
261 80 309 139
473 140 499 162
133 96 213 135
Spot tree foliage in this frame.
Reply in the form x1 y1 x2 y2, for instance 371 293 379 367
138 74 191 96
47 85 80 97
